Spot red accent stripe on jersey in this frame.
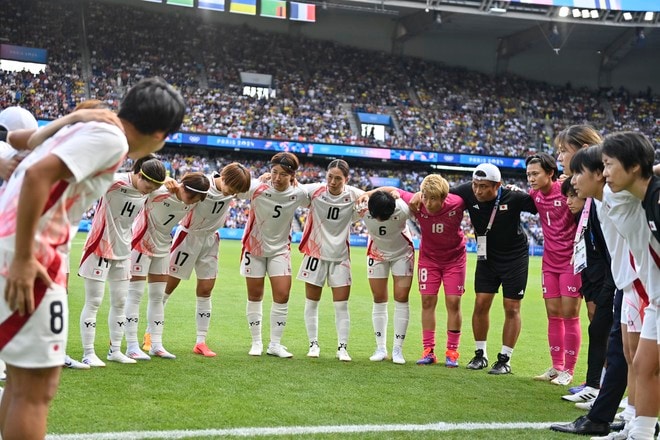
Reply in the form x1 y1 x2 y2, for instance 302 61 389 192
80 217 106 267
42 181 70 214
170 229 188 252
0 252 62 351
650 245 660 269
632 278 649 306
131 211 149 250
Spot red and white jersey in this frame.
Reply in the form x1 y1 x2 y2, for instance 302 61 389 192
239 179 309 257
299 183 364 261
0 122 127 285
362 198 414 262
179 174 234 235
81 173 146 262
132 187 197 257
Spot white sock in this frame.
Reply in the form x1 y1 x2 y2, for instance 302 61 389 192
270 302 288 346
629 416 658 439
80 279 105 356
163 292 172 306
108 279 129 351
125 280 146 349
304 299 320 345
476 340 488 359
372 302 388 350
393 301 409 349
501 345 514 360
196 296 212 344
334 300 349 349
246 300 263 345
147 282 167 349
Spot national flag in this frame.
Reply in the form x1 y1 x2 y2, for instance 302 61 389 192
199 0 225 11
167 0 194 7
230 0 256 15
290 1 316 22
261 0 286 18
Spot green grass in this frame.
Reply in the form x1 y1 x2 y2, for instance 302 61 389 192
48 234 593 439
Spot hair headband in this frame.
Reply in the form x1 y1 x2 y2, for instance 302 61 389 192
184 185 209 194
140 169 165 185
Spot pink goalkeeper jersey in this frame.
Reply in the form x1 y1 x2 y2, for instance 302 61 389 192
400 190 466 266
299 183 364 261
81 172 147 262
529 180 577 273
0 122 127 286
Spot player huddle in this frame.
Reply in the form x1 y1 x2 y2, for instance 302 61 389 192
0 77 658 440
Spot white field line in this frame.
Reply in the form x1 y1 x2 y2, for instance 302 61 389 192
47 421 561 439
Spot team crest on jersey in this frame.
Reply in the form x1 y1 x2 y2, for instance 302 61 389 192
163 202 170 207
120 188 127 193
554 200 562 207
472 204 479 210
448 210 456 217
650 221 657 232
499 204 508 211
535 197 541 203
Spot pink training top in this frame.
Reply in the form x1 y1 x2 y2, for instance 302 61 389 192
399 190 466 266
529 180 577 273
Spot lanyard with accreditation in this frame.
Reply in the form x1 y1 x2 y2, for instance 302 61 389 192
572 197 592 274
476 188 501 261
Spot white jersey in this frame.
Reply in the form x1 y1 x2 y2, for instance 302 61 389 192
81 173 146 262
0 122 127 286
132 187 197 257
362 198 414 262
299 183 364 261
238 179 309 257
179 174 234 235
603 187 660 302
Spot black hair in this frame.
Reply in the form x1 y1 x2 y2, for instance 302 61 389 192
570 145 604 175
270 152 299 175
560 177 577 197
132 155 166 185
368 190 396 221
525 152 559 181
601 132 656 179
118 77 185 137
327 159 350 178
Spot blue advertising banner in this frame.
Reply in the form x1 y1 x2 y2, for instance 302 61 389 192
0 44 47 64
357 113 392 125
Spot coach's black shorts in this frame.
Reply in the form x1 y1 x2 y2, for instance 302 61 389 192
474 258 528 300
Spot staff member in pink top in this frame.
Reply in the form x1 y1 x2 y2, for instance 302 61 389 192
526 153 583 386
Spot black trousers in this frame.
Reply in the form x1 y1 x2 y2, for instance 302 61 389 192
585 282 615 388
589 289 627 424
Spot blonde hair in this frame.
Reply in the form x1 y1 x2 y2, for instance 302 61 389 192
420 174 449 199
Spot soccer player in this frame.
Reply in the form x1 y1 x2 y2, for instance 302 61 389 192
555 124 603 180
0 77 184 440
125 172 210 360
239 152 310 358
164 163 251 357
526 153 583 386
451 163 537 375
298 159 364 362
78 155 166 367
359 190 414 365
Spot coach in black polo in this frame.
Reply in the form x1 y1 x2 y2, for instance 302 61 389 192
451 163 537 375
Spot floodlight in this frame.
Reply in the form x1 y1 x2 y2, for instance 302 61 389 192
623 12 633 20
590 10 599 19
572 8 581 18
581 9 590 19
489 7 507 14
558 7 570 17
644 12 654 21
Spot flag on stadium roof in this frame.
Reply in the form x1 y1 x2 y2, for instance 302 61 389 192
199 0 225 11
290 2 316 22
230 0 256 15
261 0 286 18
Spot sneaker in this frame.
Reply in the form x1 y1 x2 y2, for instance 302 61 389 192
563 386 599 402
466 349 488 370
126 348 151 361
534 367 559 381
149 347 176 359
64 355 90 370
193 342 217 357
336 347 352 362
248 342 263 356
618 396 627 409
392 346 405 365
266 343 293 358
551 370 573 386
416 348 437 365
142 333 152 352
82 353 106 368
569 382 587 394
307 341 320 358
590 426 629 439
107 349 137 364
488 353 511 375
575 398 596 410
614 408 634 422
369 347 388 362
445 349 459 368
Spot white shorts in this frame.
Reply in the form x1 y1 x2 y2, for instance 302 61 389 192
640 303 658 343
296 255 352 288
169 230 219 280
130 250 169 276
367 253 415 279
621 284 645 333
240 251 291 278
79 253 131 282
0 278 68 368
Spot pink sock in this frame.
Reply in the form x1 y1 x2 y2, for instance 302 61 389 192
563 317 582 374
422 330 435 350
548 316 565 371
446 330 460 351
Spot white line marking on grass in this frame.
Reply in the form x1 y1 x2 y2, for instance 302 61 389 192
47 421 559 439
